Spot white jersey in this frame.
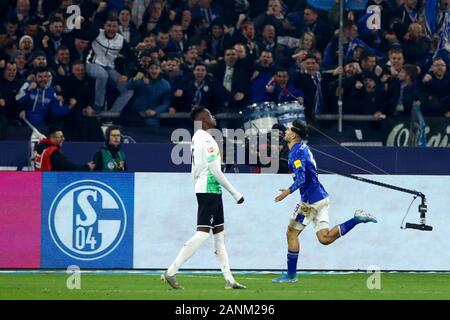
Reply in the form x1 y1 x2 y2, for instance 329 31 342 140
191 129 222 194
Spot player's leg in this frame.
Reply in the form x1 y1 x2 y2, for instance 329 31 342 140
212 196 246 289
315 199 377 245
272 204 307 283
162 194 213 289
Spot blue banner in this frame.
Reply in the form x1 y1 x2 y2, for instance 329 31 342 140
41 173 134 268
345 0 368 11
307 0 334 10
307 0 368 10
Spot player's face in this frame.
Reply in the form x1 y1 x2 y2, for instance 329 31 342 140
204 109 217 128
284 127 297 143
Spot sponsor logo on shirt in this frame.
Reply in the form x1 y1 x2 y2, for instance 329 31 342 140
294 160 302 168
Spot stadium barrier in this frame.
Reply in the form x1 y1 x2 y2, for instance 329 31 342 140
1 142 450 174
0 172 449 271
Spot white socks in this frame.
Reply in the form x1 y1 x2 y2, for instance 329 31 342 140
213 231 235 283
167 231 210 276
167 230 235 283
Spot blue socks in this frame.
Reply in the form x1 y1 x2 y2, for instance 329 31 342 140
287 250 299 276
339 218 359 236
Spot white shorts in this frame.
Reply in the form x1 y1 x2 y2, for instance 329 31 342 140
288 197 330 233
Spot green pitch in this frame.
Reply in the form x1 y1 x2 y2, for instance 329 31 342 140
0 273 449 300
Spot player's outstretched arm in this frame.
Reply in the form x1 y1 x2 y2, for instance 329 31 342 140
208 157 244 204
275 188 291 202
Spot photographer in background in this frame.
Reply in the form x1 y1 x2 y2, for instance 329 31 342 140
92 125 127 172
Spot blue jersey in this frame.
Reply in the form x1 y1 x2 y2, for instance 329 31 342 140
288 142 328 204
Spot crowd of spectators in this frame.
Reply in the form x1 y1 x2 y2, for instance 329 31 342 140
0 0 449 141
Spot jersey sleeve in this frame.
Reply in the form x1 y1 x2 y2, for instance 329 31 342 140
288 152 306 194
205 140 243 202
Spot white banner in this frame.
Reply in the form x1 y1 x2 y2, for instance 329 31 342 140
134 173 450 270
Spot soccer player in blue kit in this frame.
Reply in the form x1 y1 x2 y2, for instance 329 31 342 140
272 120 377 283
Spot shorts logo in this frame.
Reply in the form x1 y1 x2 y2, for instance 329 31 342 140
294 160 302 168
48 180 127 261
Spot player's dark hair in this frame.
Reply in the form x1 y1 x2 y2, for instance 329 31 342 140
190 107 207 121
291 119 308 139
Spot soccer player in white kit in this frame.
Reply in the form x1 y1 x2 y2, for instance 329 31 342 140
162 107 246 290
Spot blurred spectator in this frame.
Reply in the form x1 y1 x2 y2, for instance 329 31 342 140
139 0 170 36
162 55 185 113
302 6 333 52
14 0 41 32
23 18 44 39
23 49 48 79
253 0 285 37
53 45 71 78
178 8 195 39
118 6 140 47
18 35 34 59
0 61 21 138
385 47 405 78
206 17 233 60
401 23 431 65
294 54 329 119
60 60 103 141
211 47 249 111
68 30 91 63
336 60 363 114
34 126 95 171
392 0 420 40
298 31 317 52
4 15 21 42
181 44 199 73
233 42 256 77
40 17 69 59
124 61 171 126
265 68 304 104
86 14 138 112
384 63 423 118
289 48 308 76
130 0 151 27
11 49 27 79
420 58 450 117
359 52 383 80
166 23 185 54
92 125 127 171
156 28 170 52
350 72 385 116
191 0 223 30
177 62 226 113
256 24 285 64
250 50 276 103
16 67 75 126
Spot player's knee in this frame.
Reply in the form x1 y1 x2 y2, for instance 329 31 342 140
286 230 297 241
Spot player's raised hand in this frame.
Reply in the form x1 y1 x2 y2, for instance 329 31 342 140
275 189 291 202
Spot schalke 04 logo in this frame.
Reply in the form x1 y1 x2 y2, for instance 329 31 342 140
48 180 127 260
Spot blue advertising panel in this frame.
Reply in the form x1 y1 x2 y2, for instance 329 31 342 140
41 173 134 268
